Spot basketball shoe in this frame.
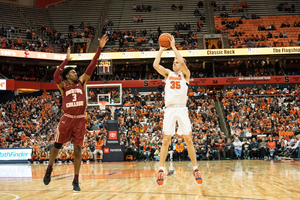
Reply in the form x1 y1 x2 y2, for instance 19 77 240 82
72 179 81 192
193 169 203 184
43 168 53 185
156 169 164 186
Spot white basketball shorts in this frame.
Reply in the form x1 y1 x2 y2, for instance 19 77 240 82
163 106 192 136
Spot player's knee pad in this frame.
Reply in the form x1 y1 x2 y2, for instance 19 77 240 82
54 142 63 149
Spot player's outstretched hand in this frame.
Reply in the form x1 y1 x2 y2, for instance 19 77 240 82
99 34 109 48
169 36 176 48
159 46 168 51
66 47 73 61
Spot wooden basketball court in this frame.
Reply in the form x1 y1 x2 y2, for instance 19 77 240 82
0 160 299 200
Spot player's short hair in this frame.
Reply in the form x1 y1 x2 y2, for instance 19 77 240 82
174 58 187 64
62 67 75 80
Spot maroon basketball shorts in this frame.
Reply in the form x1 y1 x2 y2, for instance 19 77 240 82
55 114 85 146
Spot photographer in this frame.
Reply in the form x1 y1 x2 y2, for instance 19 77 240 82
94 136 104 162
124 136 137 160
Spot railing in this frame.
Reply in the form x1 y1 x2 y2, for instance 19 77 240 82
87 0 110 52
46 0 69 8
216 99 229 136
203 34 206 49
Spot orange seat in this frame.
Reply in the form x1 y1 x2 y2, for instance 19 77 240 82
126 155 133 161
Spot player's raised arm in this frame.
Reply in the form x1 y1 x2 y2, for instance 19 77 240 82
53 47 72 93
169 36 190 79
79 34 109 83
153 46 171 79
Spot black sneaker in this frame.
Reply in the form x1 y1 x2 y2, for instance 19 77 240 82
72 179 81 192
43 168 53 185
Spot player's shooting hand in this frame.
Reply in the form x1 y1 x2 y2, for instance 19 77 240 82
66 47 73 61
169 35 176 48
159 46 168 51
99 34 109 48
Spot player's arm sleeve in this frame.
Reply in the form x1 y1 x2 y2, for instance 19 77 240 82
53 59 68 84
85 47 102 76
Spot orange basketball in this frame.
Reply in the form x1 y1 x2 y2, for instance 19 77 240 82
159 33 172 48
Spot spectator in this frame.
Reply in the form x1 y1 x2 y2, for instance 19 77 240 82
290 4 295 13
171 4 177 10
216 139 225 160
238 4 243 12
284 3 290 11
154 147 160 161
283 31 287 38
232 5 237 13
242 138 251 159
250 138 259 159
233 137 242 159
179 4 183 10
259 137 268 160
174 139 184 161
94 136 104 162
143 141 151 161
198 0 203 8
225 138 234 159
138 16 143 23
268 137 276 159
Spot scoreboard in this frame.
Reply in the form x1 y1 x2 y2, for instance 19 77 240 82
97 60 112 75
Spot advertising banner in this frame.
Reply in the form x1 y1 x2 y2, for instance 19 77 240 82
2 47 300 61
0 148 32 161
103 120 123 162
0 79 6 90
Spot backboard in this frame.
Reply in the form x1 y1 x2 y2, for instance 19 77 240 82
86 84 122 107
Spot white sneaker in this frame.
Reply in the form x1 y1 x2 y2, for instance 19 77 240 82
81 161 83 164
87 160 89 164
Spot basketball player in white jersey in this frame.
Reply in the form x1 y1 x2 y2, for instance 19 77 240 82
153 36 202 186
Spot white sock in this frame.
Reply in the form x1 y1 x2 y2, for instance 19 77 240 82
193 166 198 171
159 167 165 171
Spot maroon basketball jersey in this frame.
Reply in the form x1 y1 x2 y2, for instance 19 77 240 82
62 80 87 115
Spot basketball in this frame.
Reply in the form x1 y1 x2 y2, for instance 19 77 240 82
159 33 172 48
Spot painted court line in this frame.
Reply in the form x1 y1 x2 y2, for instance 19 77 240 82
0 189 266 200
0 192 19 200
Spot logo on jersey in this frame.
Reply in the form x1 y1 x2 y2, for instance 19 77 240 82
109 131 117 140
168 76 182 80
104 148 109 153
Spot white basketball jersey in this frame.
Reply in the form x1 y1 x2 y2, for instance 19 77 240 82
164 71 188 107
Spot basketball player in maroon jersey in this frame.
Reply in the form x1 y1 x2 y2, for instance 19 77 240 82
43 35 108 192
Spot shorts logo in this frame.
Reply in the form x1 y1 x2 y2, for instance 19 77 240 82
109 131 117 140
104 148 109 153
62 121 65 123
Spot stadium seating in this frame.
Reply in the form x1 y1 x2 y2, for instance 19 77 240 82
222 85 300 140
47 0 105 39
213 0 300 17
104 0 207 50
214 15 300 48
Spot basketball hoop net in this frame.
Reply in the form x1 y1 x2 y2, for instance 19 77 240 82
98 101 108 111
